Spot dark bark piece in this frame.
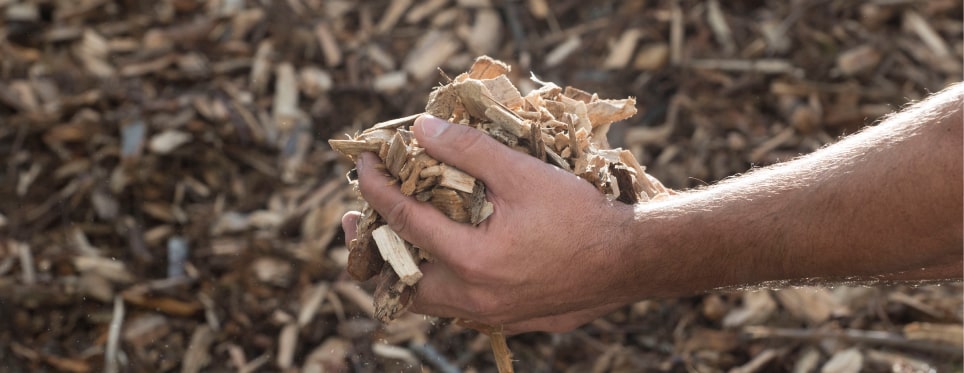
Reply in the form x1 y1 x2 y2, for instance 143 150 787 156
373 266 414 323
346 207 384 281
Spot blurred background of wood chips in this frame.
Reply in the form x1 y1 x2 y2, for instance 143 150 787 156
0 0 961 372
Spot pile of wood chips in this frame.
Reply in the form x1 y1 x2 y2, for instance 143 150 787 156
1 0 962 372
331 56 672 372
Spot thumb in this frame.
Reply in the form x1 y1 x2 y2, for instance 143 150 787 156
341 211 360 246
413 115 542 195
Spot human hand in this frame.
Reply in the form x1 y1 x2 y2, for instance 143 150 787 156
341 115 639 333
342 211 627 334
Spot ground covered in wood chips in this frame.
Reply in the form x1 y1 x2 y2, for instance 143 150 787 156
0 0 962 372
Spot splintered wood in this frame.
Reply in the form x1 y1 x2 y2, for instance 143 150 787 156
330 56 671 371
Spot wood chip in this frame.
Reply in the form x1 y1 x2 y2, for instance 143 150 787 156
820 348 863 373
3 3 960 371
373 71 408 93
73 256 134 284
404 30 461 80
314 21 341 67
372 226 422 286
723 291 776 328
634 43 670 70
303 337 352 373
903 10 951 57
603 28 643 69
297 282 331 327
273 62 300 130
149 130 193 154
903 322 964 347
465 8 502 55
545 36 581 67
104 296 124 373
182 325 215 373
376 0 413 34
837 45 881 75
276 323 298 369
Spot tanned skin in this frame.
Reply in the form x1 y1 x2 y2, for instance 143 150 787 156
342 83 963 334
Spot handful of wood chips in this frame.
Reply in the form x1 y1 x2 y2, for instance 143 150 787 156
329 56 671 370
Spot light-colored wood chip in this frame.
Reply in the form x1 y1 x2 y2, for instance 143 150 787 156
376 0 412 34
465 8 501 56
276 323 298 369
603 28 643 69
545 36 581 68
181 325 215 373
820 348 863 373
837 45 881 75
438 165 477 193
404 30 461 81
314 21 342 67
903 322 964 347
372 226 423 286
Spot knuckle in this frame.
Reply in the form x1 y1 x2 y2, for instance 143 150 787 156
454 252 489 285
385 199 413 236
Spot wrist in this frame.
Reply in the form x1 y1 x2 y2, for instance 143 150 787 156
621 190 791 299
607 197 701 300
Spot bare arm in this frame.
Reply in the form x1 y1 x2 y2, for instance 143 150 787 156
616 82 963 300
344 83 963 334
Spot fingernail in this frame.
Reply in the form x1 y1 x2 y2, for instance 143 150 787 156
417 115 450 138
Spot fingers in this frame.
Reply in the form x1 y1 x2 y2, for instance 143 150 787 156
356 152 475 263
341 211 360 246
502 303 625 335
408 262 472 319
413 115 544 194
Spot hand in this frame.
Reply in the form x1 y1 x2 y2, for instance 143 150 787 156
342 211 627 334
341 115 639 333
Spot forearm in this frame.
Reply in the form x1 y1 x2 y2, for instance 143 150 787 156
625 83 963 297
